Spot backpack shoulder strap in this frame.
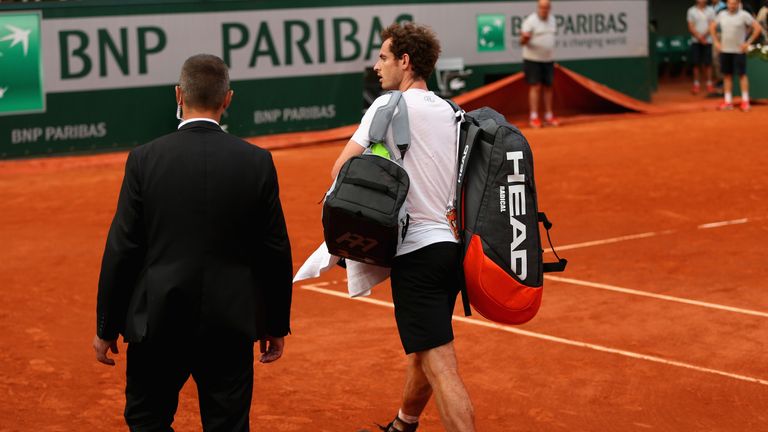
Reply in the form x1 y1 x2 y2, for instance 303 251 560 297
445 98 461 114
369 91 410 160
448 101 478 319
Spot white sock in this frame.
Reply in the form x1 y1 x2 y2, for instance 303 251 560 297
693 80 700 86
545 112 554 121
398 409 419 424
725 93 733 104
529 112 538 120
742 92 749 103
706 80 713 86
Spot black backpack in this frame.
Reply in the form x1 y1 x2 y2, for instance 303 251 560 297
322 91 411 267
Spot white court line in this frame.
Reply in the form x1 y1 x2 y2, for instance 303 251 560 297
301 283 768 387
544 217 755 254
698 218 749 229
544 230 673 253
544 275 768 318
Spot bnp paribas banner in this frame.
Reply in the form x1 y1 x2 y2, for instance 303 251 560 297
0 1 648 158
0 11 44 116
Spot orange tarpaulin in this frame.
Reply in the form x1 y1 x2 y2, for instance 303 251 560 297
454 64 662 117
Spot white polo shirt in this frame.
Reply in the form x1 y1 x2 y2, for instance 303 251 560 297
716 9 755 53
522 12 557 62
351 89 458 256
687 5 716 44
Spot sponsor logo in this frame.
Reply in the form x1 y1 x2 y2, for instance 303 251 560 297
11 122 107 144
506 151 527 281
477 14 505 52
335 232 379 253
254 104 336 125
0 12 44 115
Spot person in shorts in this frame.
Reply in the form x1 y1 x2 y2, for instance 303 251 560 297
331 22 475 432
687 0 716 94
710 0 763 111
520 0 559 128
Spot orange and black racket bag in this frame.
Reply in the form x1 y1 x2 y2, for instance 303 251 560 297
453 106 567 325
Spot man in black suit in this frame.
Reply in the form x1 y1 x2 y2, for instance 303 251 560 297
92 54 293 431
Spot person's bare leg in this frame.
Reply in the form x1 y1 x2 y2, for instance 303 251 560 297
739 74 750 110
723 73 733 106
418 342 475 432
692 65 701 90
739 74 749 98
543 85 554 117
705 65 713 89
394 354 432 429
528 84 541 118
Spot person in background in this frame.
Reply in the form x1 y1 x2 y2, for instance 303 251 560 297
710 0 763 111
688 0 717 94
520 0 559 128
711 0 728 82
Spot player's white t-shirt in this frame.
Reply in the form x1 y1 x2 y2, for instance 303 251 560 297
521 12 557 62
351 89 458 256
687 5 716 44
716 9 755 53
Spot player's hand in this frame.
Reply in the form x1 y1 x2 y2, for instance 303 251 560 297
93 335 119 366
740 42 749 53
259 336 285 363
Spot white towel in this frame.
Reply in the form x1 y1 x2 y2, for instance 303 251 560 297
293 242 390 297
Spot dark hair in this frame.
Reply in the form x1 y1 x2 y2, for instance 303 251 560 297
381 23 441 81
178 54 230 110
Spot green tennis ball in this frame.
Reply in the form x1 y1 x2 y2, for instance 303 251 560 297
370 142 391 158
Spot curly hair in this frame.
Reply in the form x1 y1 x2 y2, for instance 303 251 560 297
381 22 442 81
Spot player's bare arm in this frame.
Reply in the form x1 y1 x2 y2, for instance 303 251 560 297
709 21 720 50
331 139 365 179
520 31 532 46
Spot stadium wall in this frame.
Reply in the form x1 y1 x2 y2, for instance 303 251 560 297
0 0 650 159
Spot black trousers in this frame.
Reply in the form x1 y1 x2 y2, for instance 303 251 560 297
124 336 254 432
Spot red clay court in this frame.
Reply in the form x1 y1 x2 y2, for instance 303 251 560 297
1 81 767 431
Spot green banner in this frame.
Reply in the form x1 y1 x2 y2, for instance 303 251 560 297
0 1 651 159
0 11 44 116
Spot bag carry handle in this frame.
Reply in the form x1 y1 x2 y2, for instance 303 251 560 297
344 177 397 199
538 212 568 273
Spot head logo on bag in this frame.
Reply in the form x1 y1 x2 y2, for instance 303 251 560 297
506 150 528 281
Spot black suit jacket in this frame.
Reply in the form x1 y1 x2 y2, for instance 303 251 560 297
96 121 292 343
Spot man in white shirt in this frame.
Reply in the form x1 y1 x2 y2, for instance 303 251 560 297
520 0 559 128
687 0 716 94
332 22 475 432
710 0 763 111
